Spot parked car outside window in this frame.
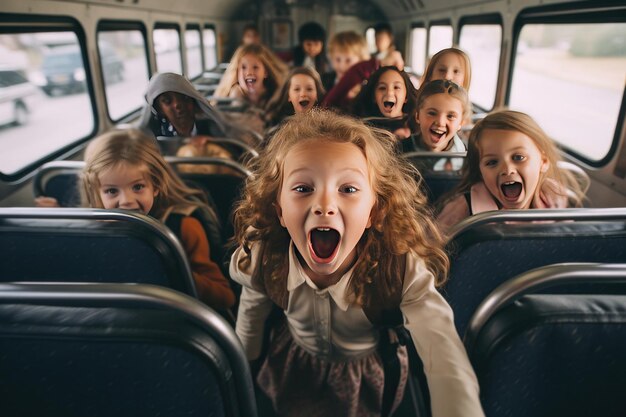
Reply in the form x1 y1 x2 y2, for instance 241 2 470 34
0 67 38 126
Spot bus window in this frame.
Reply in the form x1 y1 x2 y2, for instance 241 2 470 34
0 31 94 176
185 25 202 78
510 22 626 163
154 26 182 74
428 23 453 57
410 26 427 76
459 22 502 110
97 26 150 121
203 26 217 70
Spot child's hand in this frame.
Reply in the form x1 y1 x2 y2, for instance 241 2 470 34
394 127 411 139
34 196 60 207
381 50 404 71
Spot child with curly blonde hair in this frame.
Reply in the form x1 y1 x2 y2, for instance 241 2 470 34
230 109 484 417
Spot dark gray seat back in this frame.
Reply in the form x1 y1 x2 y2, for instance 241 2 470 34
0 208 196 296
465 263 626 417
442 209 626 337
0 283 257 417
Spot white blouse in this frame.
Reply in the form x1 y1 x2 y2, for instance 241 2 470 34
230 242 485 417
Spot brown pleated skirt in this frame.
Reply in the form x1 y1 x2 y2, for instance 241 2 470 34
257 320 408 417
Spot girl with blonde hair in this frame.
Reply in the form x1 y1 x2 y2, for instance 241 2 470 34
437 110 586 233
81 129 235 311
420 47 472 91
214 43 288 110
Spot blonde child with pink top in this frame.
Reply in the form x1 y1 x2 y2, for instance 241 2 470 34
437 110 586 234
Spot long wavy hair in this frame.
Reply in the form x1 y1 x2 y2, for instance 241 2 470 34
81 129 213 220
233 108 449 307
265 66 326 127
440 110 586 209
214 43 288 109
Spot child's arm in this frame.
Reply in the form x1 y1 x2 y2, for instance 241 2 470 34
322 58 378 110
229 244 275 360
179 216 236 310
400 254 485 417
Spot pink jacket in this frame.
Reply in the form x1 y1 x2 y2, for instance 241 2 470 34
437 179 568 235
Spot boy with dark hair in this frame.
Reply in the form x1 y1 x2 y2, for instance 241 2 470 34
292 21 330 74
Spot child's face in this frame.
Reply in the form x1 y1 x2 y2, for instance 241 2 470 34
242 29 260 45
98 162 158 214
156 92 195 126
288 74 318 114
237 54 267 96
431 52 465 86
303 40 323 58
416 93 464 152
277 140 375 284
331 51 360 80
478 129 548 210
375 70 407 119
375 31 393 52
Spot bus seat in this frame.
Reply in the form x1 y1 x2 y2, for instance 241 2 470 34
158 135 259 161
33 160 84 207
167 157 250 242
0 282 257 417
442 208 626 338
0 208 196 297
465 263 626 417
403 151 466 204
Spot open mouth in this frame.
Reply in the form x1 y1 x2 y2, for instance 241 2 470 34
308 227 340 263
245 76 256 87
383 101 395 111
298 100 310 108
429 127 446 143
501 181 523 200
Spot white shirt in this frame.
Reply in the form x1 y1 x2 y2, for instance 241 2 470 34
230 242 485 417
432 133 466 171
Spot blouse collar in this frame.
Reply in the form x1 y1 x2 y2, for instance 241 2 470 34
287 242 354 311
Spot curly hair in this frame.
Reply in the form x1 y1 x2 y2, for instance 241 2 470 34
80 129 213 220
441 110 586 209
352 66 418 119
233 108 449 307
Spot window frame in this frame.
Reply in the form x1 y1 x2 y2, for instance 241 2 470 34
427 19 453 58
509 1 626 167
96 19 151 122
458 13 504 112
0 13 97 181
